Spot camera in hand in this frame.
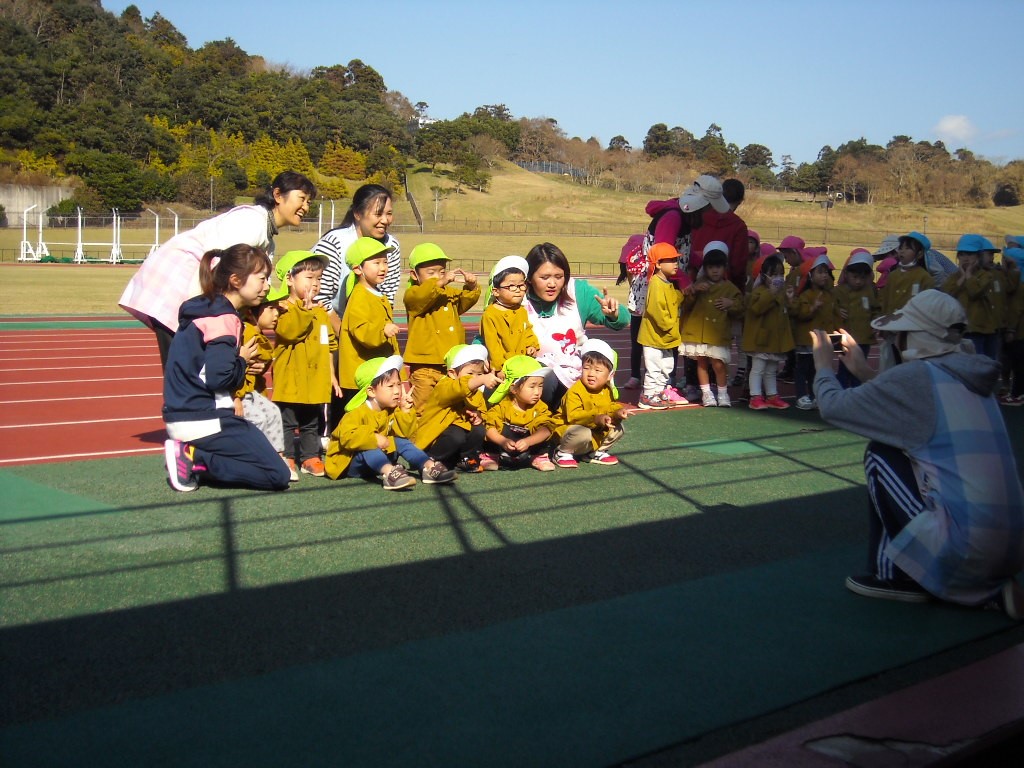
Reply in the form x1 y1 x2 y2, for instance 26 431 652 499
828 333 844 351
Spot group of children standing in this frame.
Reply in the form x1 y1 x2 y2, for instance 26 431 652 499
630 228 1023 413
162 239 627 493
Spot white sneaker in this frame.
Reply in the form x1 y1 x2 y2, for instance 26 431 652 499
701 391 717 407
796 395 817 410
717 390 731 408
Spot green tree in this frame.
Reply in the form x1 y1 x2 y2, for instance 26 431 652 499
739 143 774 170
65 150 147 211
642 123 673 157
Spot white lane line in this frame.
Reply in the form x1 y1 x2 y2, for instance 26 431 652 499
0 415 161 429
0 393 159 405
0 446 163 465
0 376 161 386
0 364 157 373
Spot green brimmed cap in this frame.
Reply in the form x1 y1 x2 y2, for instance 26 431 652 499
345 237 393 270
274 250 328 283
409 242 451 270
345 354 404 412
444 343 489 372
487 355 551 405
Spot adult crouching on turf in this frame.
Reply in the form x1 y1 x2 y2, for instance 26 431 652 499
120 171 316 369
312 183 402 327
524 242 630 409
810 289 1024 618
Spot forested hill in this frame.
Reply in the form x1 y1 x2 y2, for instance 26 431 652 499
1 0 1022 216
0 0 415 209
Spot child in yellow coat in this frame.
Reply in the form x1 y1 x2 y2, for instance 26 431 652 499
325 355 456 489
338 237 402 407
553 338 627 467
479 255 539 371
741 253 794 410
403 242 481 413
880 231 934 314
680 242 744 407
233 297 289 475
834 249 880 388
792 251 839 409
415 344 502 472
271 250 340 478
482 355 557 471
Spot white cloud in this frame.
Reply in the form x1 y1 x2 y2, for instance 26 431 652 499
934 115 978 144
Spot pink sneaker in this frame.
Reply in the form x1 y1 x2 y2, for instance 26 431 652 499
764 395 790 410
531 454 556 472
662 386 689 404
478 453 500 470
749 395 768 410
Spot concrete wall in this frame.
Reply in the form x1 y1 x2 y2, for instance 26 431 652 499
0 184 75 226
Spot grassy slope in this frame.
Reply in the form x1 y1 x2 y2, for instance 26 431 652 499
1 163 1020 315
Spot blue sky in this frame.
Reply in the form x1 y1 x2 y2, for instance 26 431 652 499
103 0 1024 166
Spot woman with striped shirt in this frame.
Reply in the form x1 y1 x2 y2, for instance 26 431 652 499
312 184 402 329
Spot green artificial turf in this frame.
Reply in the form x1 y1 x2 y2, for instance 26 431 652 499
2 407 1022 766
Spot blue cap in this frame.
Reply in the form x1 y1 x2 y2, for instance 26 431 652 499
977 236 1000 253
955 234 985 253
901 231 931 251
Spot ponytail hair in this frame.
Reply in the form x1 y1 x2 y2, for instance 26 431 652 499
341 183 393 228
254 170 317 210
198 244 272 299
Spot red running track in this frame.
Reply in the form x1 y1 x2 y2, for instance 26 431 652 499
0 320 642 466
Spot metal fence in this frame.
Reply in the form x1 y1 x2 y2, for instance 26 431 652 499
0 209 1000 265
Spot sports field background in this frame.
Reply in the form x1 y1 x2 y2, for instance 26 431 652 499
3 310 1024 766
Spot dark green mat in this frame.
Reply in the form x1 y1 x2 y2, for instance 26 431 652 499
0 545 1012 768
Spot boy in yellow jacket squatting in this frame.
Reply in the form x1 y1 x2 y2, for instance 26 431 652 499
270 250 340 479
553 338 627 468
338 237 402 409
415 343 502 472
325 355 456 489
403 242 481 413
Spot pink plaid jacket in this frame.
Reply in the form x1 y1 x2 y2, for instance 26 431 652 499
119 205 273 332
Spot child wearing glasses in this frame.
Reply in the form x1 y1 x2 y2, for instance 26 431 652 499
479 255 540 370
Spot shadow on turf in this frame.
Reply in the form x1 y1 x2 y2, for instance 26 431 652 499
1 475 869 727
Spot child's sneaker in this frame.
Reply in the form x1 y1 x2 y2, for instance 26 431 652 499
422 461 457 484
478 452 500 471
382 466 416 490
554 451 578 468
455 456 483 473
717 390 731 408
164 439 200 492
701 390 717 407
749 395 768 410
730 370 746 387
662 386 689 404
765 395 790 410
795 395 817 410
587 450 619 466
531 454 556 471
285 457 299 482
301 457 326 477
622 376 641 390
637 393 670 410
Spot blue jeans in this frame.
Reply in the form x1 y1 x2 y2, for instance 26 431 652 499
347 437 429 478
